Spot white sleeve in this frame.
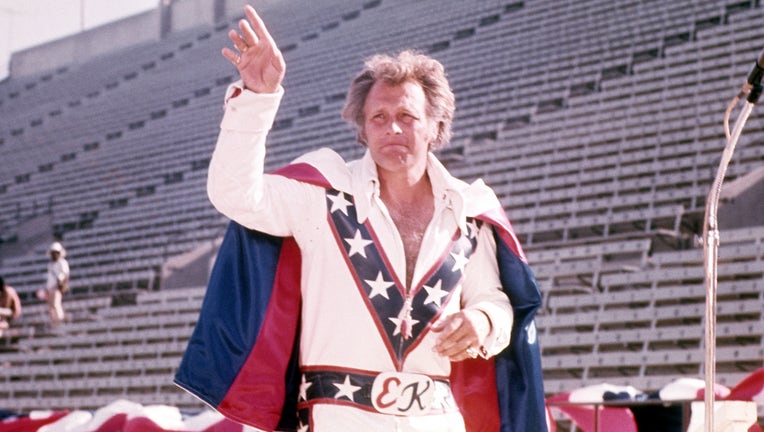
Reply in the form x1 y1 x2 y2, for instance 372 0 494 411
460 223 513 357
206 82 319 237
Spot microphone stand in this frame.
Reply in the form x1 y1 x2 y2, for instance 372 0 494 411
702 61 761 432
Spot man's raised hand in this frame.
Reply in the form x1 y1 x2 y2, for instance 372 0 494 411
222 5 285 94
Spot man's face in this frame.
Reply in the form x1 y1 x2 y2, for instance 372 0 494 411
50 251 60 261
362 80 437 179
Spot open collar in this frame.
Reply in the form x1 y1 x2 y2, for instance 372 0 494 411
351 150 468 234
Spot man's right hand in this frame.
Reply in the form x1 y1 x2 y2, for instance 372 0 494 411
222 5 285 94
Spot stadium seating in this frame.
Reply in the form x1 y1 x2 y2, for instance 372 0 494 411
0 0 761 426
0 287 204 409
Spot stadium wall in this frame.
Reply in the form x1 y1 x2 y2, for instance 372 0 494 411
166 0 216 34
8 0 251 78
9 10 161 78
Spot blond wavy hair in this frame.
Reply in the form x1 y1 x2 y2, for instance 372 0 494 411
341 50 455 150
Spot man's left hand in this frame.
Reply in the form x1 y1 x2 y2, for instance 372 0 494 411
431 309 491 362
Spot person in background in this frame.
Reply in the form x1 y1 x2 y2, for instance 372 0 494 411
46 241 69 327
0 275 22 337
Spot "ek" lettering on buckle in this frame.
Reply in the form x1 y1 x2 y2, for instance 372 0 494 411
371 372 436 416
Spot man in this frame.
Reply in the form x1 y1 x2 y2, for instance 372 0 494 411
0 275 22 337
176 5 546 432
46 241 69 327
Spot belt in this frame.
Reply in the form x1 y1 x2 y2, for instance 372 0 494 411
298 368 459 416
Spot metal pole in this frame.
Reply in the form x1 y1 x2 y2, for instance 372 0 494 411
702 100 755 432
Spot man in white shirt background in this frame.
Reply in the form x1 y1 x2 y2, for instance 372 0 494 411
46 241 69 327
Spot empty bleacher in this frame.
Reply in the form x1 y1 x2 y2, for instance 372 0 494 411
0 287 204 411
539 224 763 395
0 0 761 426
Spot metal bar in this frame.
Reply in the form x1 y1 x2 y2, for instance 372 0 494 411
702 100 755 432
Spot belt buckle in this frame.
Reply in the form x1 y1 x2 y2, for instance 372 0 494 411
371 371 436 416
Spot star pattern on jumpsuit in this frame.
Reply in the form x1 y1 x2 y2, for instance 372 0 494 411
365 271 395 300
299 374 312 402
333 375 362 401
450 249 470 273
344 229 373 258
422 279 449 308
325 187 476 365
327 191 352 216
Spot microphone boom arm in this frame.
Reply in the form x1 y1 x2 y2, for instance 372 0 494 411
701 49 761 430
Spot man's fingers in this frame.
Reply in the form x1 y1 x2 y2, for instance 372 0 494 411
221 47 240 66
431 312 485 361
228 30 249 53
438 338 474 361
434 316 469 355
438 334 470 356
221 5 285 92
430 319 446 332
244 5 276 46
433 313 464 335
238 18 259 47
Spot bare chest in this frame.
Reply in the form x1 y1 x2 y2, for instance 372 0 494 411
386 202 434 289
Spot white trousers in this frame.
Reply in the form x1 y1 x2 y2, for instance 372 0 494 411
47 287 64 324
